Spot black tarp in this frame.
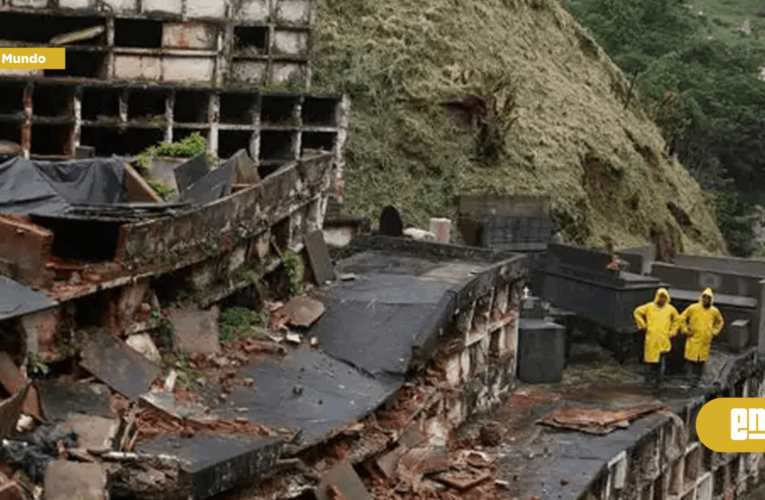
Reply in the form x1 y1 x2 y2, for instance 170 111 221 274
0 156 127 217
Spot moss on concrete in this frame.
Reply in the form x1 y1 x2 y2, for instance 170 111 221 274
312 0 723 254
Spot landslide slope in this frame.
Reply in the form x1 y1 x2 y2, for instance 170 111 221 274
312 0 724 255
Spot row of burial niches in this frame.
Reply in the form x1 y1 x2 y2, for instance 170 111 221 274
0 12 309 77
0 82 340 159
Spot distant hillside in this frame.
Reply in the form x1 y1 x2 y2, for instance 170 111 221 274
312 0 724 257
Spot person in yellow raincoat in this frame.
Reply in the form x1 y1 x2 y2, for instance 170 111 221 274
633 288 680 391
678 288 724 388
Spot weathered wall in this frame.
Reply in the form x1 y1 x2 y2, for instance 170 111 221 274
584 352 765 500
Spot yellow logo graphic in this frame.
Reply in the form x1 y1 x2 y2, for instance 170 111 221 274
0 48 65 69
697 398 765 452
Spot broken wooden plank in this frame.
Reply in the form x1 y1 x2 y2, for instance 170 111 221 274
536 403 667 435
50 26 105 46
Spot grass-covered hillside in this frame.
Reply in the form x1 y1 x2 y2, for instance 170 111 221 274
312 0 724 256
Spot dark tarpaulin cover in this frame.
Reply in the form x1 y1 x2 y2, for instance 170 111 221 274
0 156 127 217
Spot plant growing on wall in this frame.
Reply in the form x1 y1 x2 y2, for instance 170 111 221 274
134 132 216 201
282 250 304 297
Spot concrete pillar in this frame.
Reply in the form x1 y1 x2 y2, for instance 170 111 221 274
758 279 765 357
429 218 451 244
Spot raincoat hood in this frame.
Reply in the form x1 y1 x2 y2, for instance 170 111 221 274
654 288 670 305
701 288 714 306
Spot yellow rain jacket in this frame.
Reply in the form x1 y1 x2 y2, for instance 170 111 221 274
678 288 724 362
633 288 680 363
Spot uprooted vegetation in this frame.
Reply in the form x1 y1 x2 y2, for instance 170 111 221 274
313 0 723 255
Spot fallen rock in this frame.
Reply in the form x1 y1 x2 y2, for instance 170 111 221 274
479 421 503 447
403 227 437 242
44 461 107 500
57 413 119 454
286 333 302 344
168 306 222 355
126 334 161 363
280 297 326 328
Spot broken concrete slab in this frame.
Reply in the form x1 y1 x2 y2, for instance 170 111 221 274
375 445 404 478
168 306 222 355
57 413 119 454
0 481 27 500
0 383 29 440
136 433 282 500
0 352 42 421
38 379 114 422
173 153 210 194
219 346 397 444
140 390 209 420
126 333 161 363
398 446 449 477
80 334 162 401
280 296 326 327
229 149 260 184
43 461 107 500
433 468 492 491
305 230 336 284
536 403 667 435
317 460 372 500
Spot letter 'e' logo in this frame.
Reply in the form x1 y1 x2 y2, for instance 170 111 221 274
698 398 765 452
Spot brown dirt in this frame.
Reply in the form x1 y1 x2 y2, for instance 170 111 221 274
133 407 272 443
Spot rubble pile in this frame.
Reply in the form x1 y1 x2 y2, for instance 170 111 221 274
0 293 329 500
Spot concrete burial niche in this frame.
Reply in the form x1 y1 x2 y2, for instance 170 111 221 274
517 318 566 384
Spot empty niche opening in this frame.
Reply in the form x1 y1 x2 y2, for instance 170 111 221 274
680 491 694 500
233 26 268 56
32 216 122 262
730 457 741 486
80 126 164 156
174 91 209 123
271 217 290 255
31 125 73 157
0 13 106 45
684 445 701 488
713 467 726 496
652 476 664 500
669 459 683 496
128 90 168 122
44 50 105 79
489 328 502 360
301 132 335 155
220 93 257 125
32 86 74 118
81 88 121 121
260 130 293 161
261 96 297 125
0 83 25 115
301 98 337 127
0 122 21 155
702 447 713 474
115 19 162 48
218 130 252 159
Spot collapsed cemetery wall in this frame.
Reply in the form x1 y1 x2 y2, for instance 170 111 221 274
580 351 765 500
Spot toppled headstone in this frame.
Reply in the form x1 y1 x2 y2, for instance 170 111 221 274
38 379 113 422
317 460 372 500
281 297 326 328
305 230 336 284
164 370 178 392
43 461 107 500
80 335 162 401
126 333 161 363
137 434 282 500
168 306 222 355
286 333 302 344
57 414 119 454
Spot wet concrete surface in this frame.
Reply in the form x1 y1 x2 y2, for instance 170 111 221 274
38 379 114 422
311 251 487 377
215 346 399 445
